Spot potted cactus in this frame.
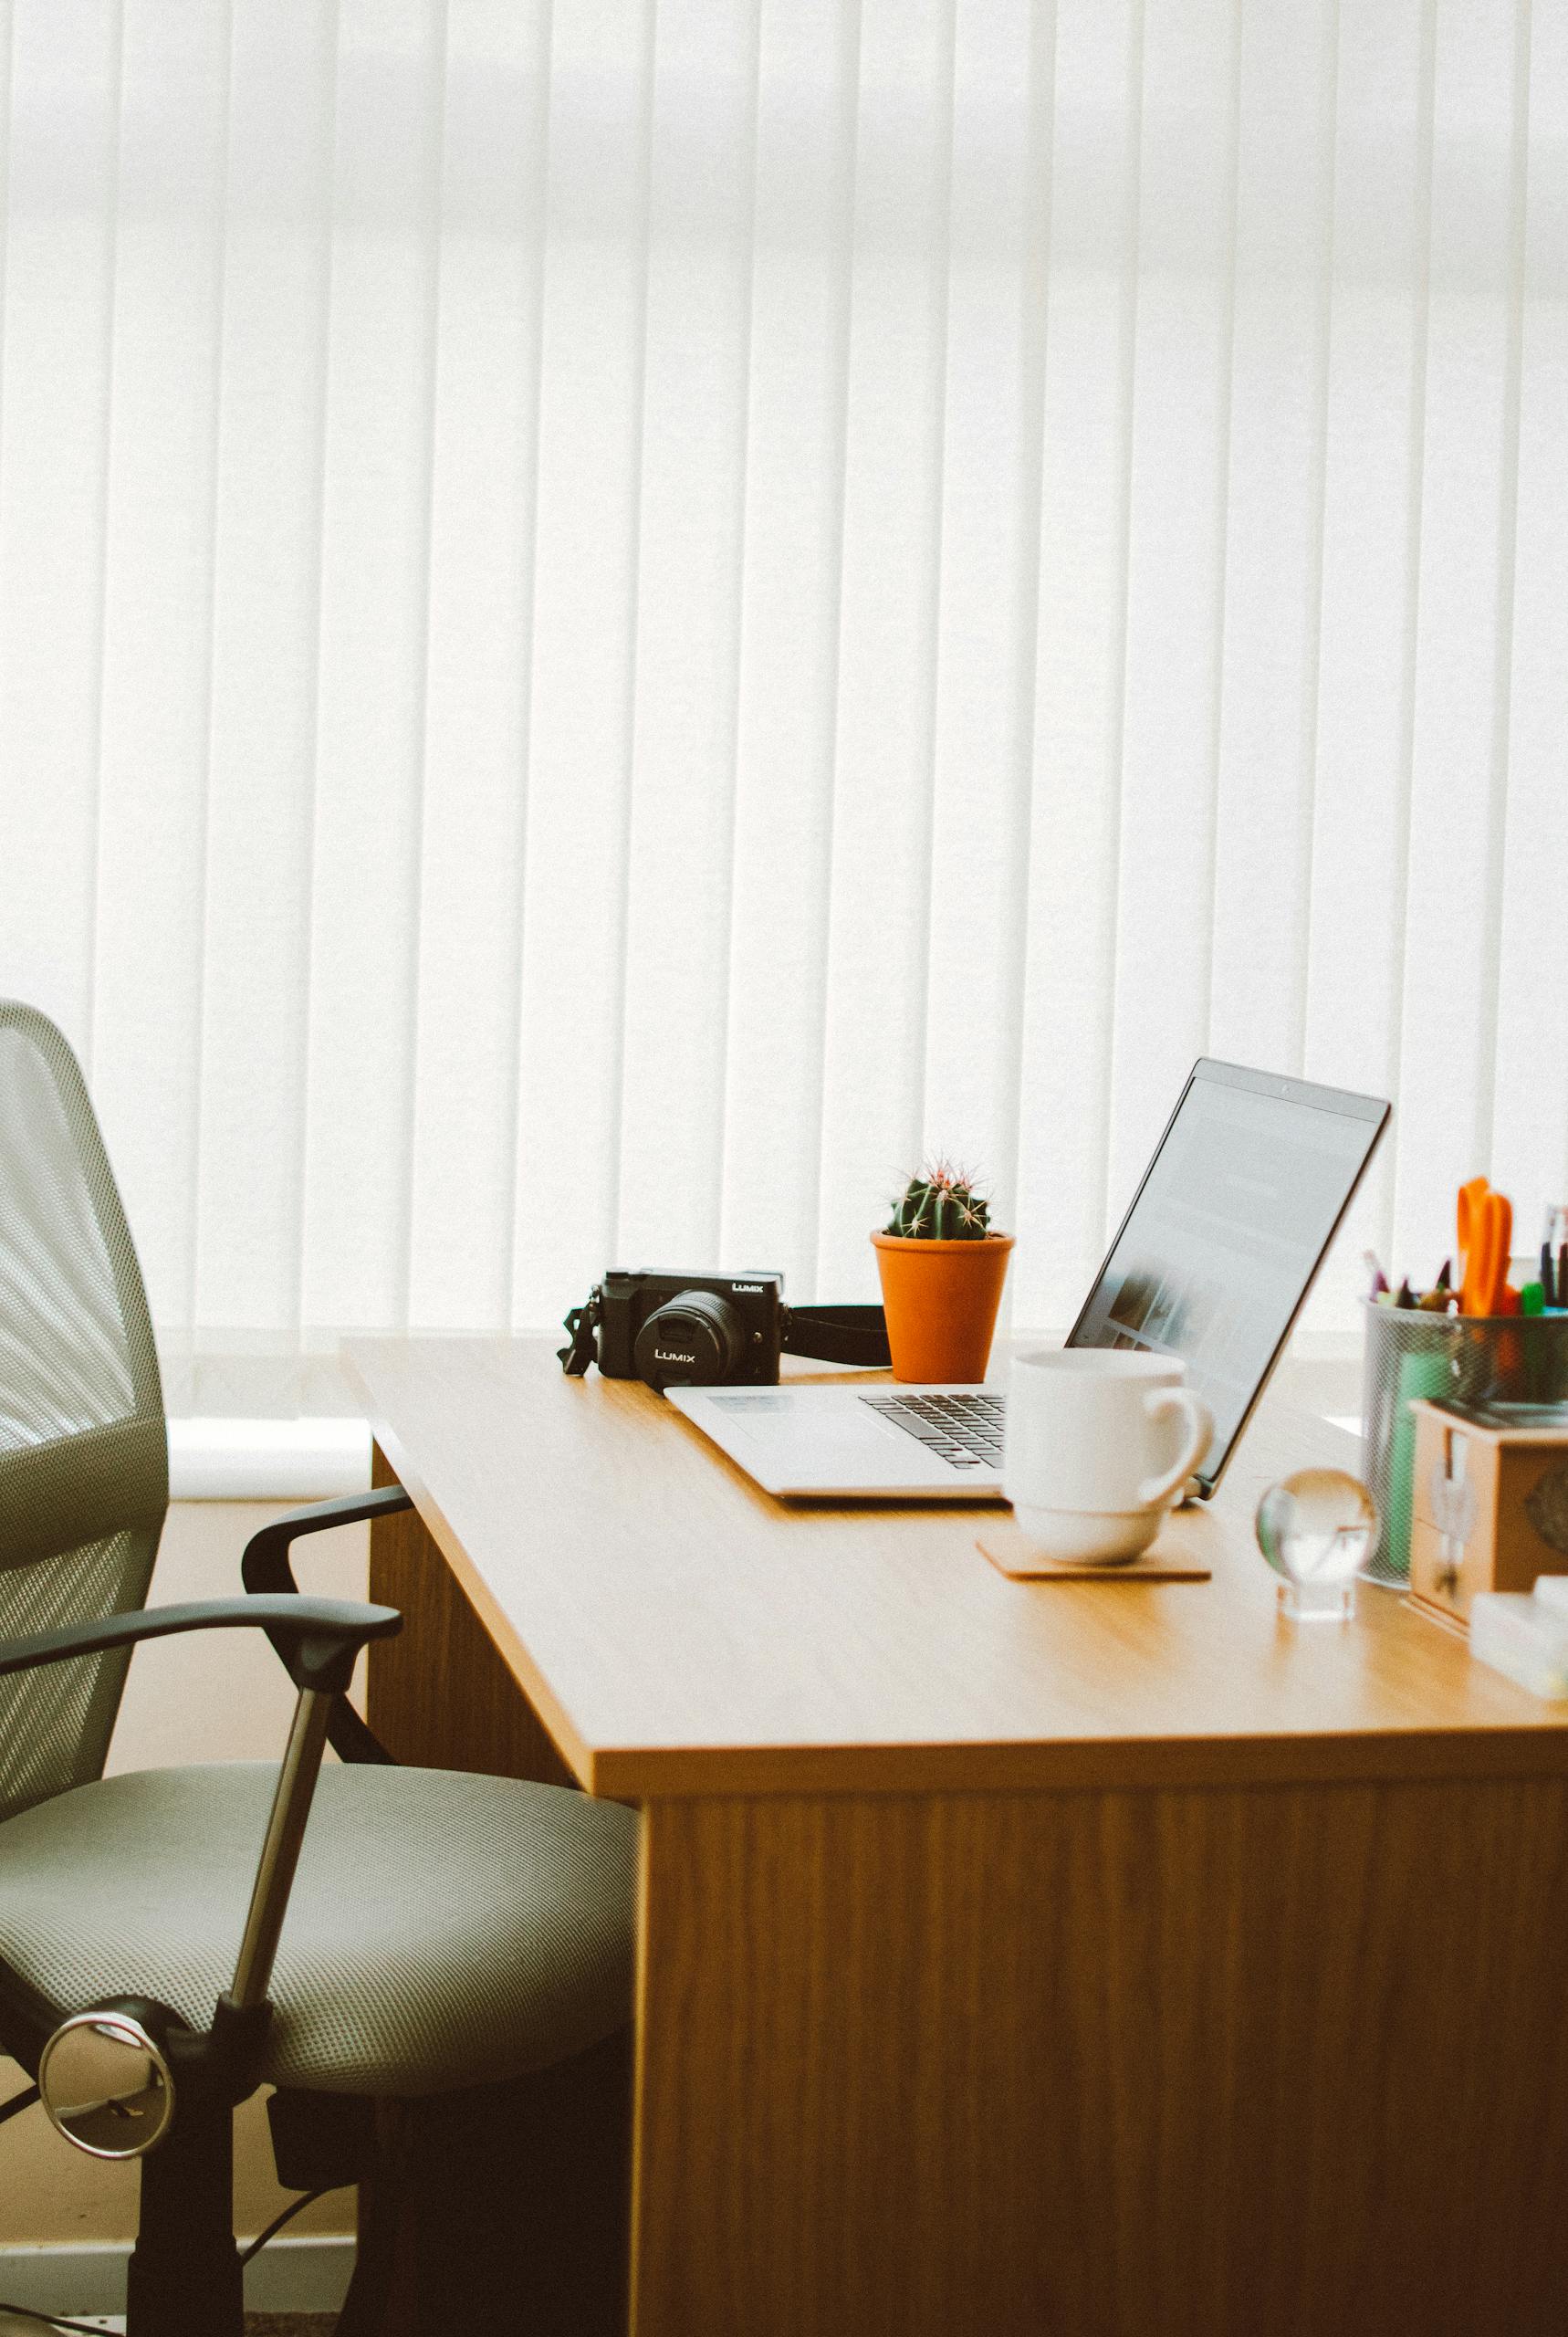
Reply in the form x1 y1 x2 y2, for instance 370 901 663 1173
872 1162 1014 1383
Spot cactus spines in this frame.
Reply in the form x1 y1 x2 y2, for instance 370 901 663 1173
884 1160 992 1242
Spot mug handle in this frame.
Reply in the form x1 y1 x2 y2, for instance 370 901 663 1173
1137 1387 1215 1509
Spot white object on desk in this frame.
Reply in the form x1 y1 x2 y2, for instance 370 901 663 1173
664 1381 1007 1499
1470 1583 1568 1701
1003 1347 1213 1566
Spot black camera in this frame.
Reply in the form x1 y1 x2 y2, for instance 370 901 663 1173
560 1268 889 1389
594 1268 781 1388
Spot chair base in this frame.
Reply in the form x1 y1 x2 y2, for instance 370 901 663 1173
127 2099 243 2337
121 2025 632 2337
335 2026 632 2337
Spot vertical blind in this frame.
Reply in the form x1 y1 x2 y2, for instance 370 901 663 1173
0 0 1563 1392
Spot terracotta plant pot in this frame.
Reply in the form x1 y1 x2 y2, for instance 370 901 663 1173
871 1231 1015 1384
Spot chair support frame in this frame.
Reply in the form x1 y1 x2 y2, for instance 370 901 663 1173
0 1580 403 2337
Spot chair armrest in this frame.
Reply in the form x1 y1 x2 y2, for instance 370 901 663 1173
0 1595 401 1699
242 1485 413 1762
0 1595 403 2031
242 1486 415 1598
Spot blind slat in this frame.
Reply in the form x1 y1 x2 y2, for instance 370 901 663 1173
1395 0 1524 1266
0 2 121 1054
816 0 956 1301
1015 0 1144 1332
194 0 337 1343
613 0 759 1269
718 0 858 1288
1301 0 1428 1303
407 0 550 1332
1491 0 1568 1222
1207 0 1337 1081
91 0 230 1334
921 0 1050 1250
1107 0 1240 1210
513 0 654 1328
300 0 446 1334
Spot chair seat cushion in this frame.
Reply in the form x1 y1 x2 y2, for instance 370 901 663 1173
0 1763 638 2096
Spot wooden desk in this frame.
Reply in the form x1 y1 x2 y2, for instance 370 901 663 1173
350 1336 1568 2337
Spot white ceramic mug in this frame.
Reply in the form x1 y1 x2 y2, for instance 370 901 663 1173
1003 1349 1215 1565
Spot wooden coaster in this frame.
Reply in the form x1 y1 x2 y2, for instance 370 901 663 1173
977 1519 1212 1583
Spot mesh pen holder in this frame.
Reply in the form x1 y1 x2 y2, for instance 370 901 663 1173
1360 1301 1568 1586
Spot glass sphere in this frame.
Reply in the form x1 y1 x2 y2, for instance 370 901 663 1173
1255 1469 1378 1620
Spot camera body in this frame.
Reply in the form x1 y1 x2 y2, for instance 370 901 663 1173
561 1267 888 1386
596 1268 785 1389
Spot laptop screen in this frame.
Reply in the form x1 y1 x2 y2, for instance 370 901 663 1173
1066 1060 1389 1492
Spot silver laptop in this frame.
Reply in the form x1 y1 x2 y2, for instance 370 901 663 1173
666 1060 1389 1501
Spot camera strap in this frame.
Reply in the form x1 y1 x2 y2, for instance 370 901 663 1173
559 1285 890 1374
781 1304 891 1370
559 1288 602 1376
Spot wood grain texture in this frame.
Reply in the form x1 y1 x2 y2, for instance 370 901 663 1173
977 1518 1211 1580
365 1438 576 1788
632 1779 1568 2337
347 1337 1568 1798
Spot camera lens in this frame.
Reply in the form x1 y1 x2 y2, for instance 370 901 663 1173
633 1289 747 1387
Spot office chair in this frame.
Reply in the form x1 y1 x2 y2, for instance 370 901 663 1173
0 1001 638 2335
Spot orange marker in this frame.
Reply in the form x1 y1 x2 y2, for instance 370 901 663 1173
1458 1180 1511 1317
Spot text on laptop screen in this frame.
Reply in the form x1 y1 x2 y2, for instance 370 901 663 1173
1069 1064 1385 1486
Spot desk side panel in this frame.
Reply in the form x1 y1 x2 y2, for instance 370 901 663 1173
367 1441 578 1788
632 1779 1568 2337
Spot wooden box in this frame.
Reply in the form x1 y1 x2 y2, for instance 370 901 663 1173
1407 1398 1568 1631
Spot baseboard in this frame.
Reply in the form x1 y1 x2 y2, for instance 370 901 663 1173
246 2233 355 2312
0 2233 354 2316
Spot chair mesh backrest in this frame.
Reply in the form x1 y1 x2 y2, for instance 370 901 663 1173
0 1003 167 1819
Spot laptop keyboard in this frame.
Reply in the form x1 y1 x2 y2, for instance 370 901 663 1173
859 1390 1005 1472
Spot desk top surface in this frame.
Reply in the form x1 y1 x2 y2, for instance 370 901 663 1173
349 1336 1568 1798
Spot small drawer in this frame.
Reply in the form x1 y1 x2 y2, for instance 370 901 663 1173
1407 1399 1568 1631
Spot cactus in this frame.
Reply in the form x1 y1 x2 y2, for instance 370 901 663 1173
884 1160 992 1242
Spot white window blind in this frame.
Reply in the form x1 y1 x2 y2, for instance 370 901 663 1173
0 0 1563 1400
